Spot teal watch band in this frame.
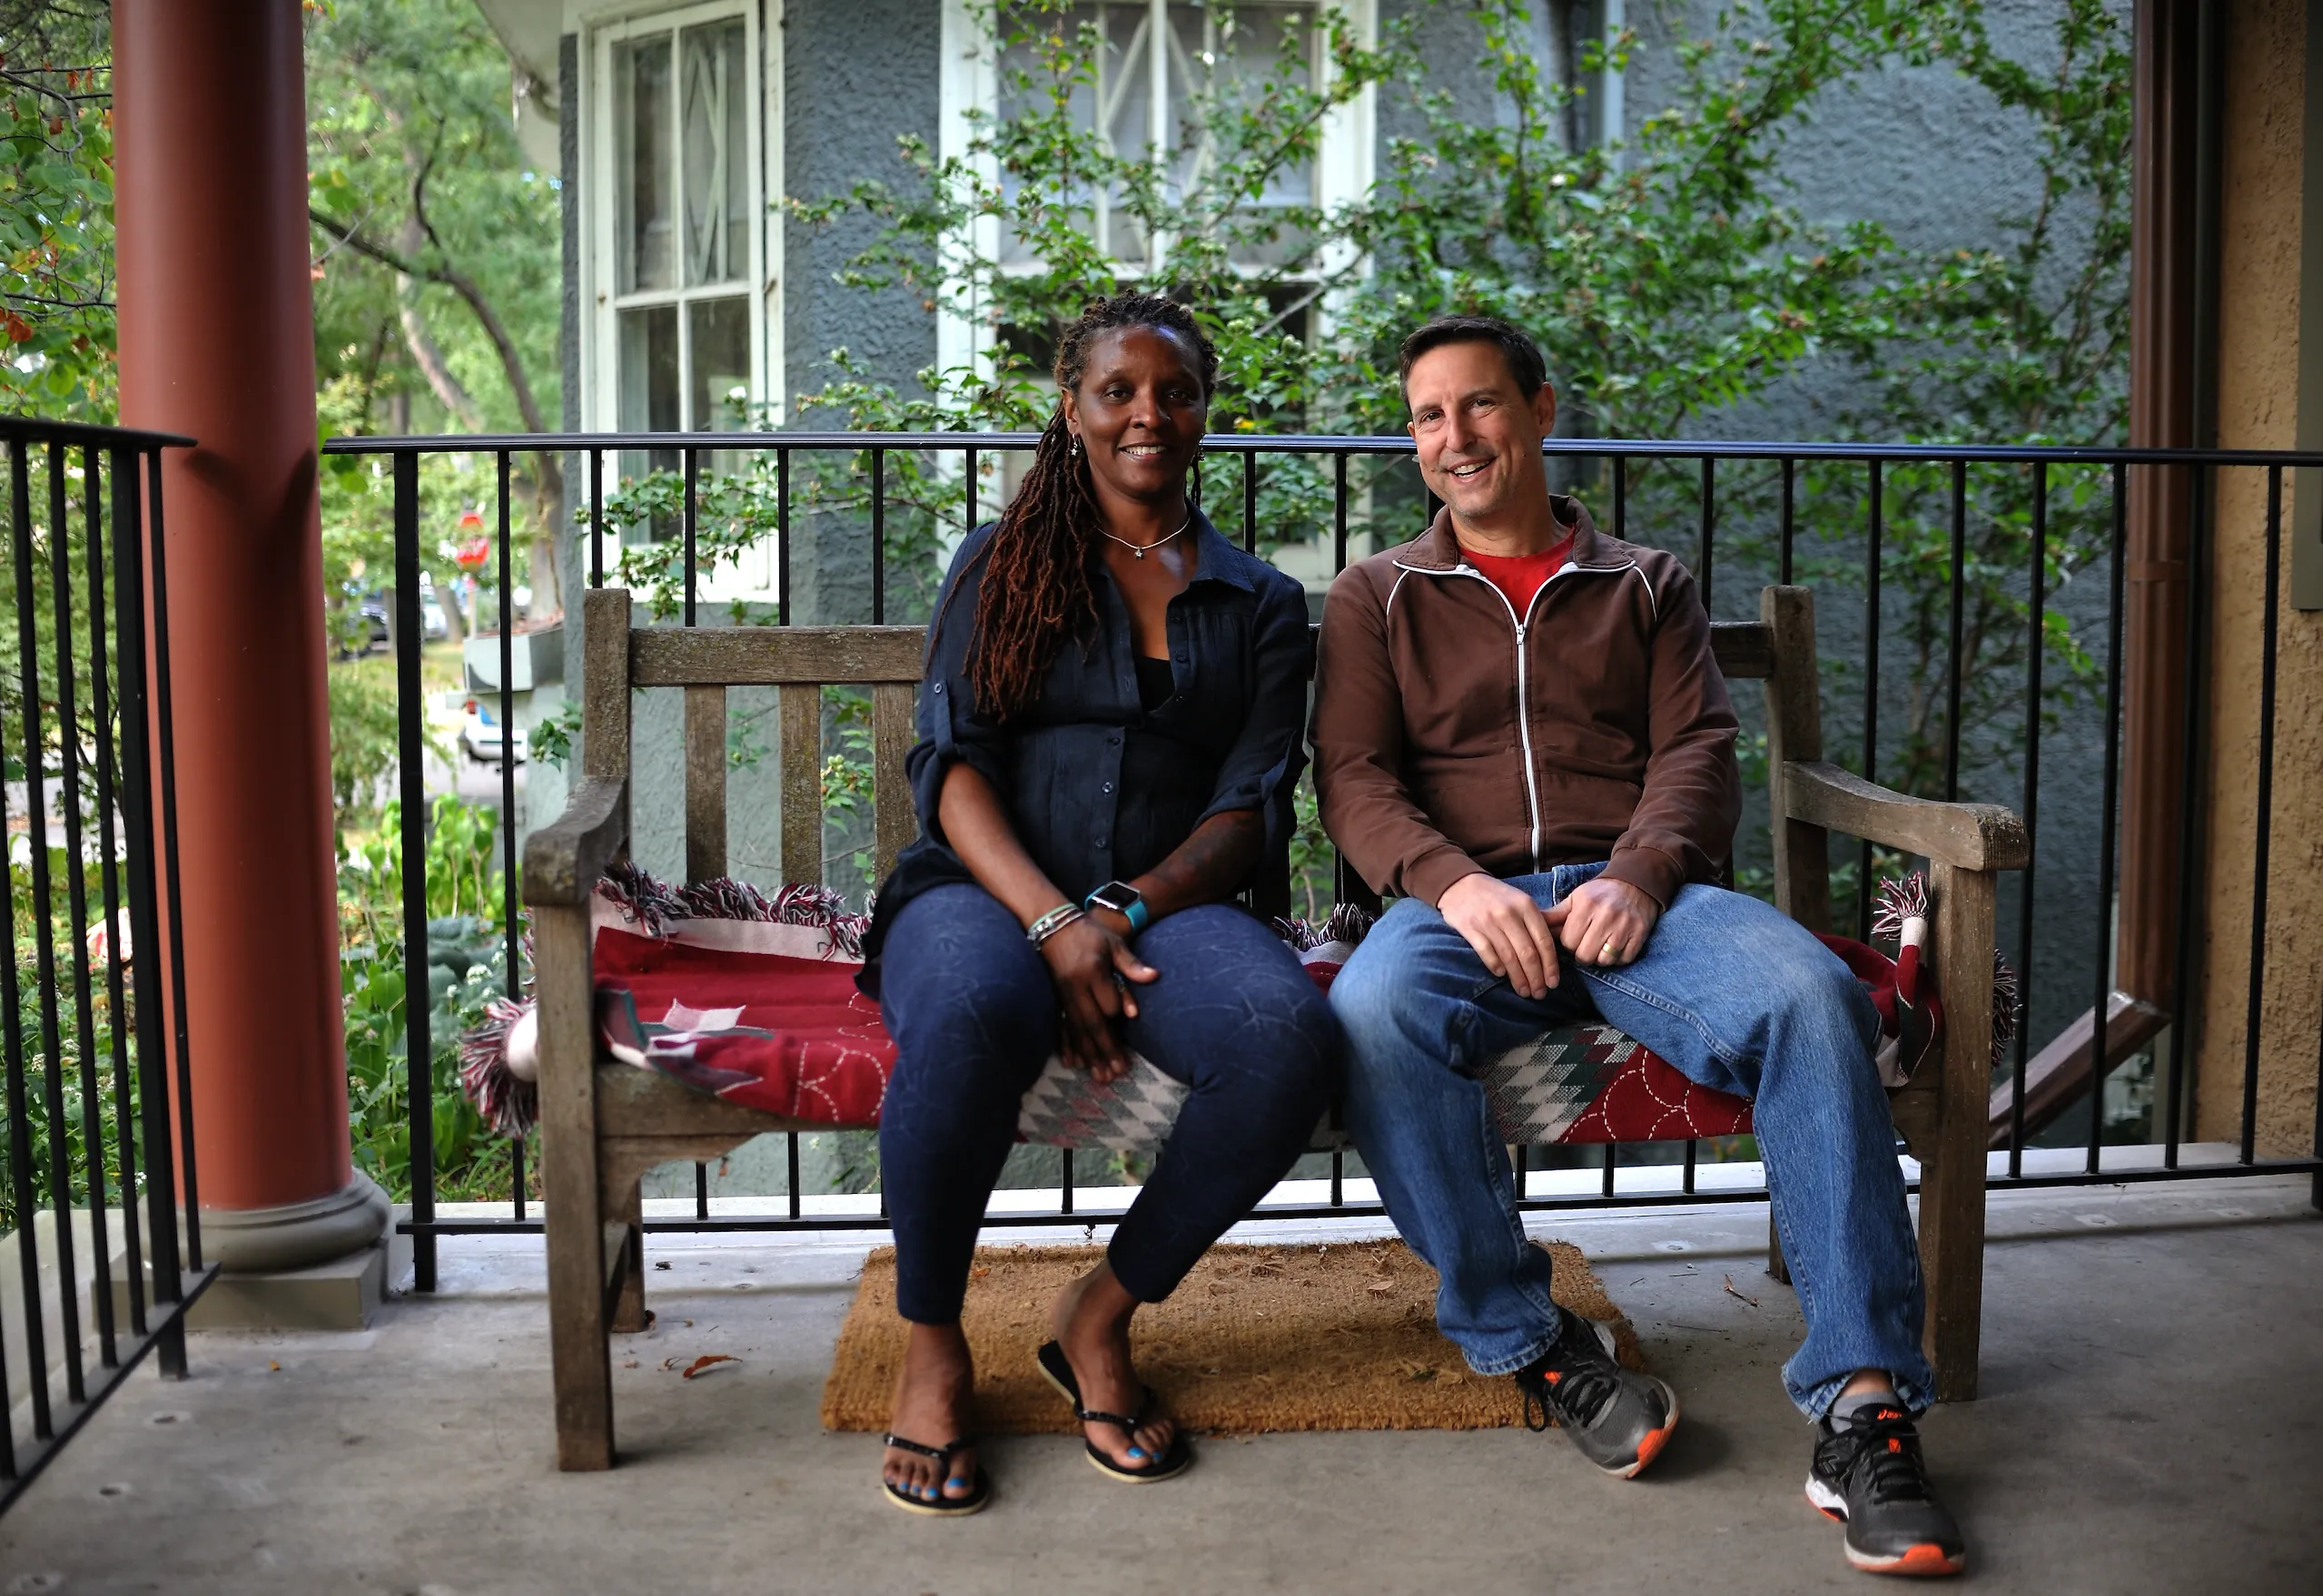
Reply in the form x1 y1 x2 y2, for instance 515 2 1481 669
1085 882 1149 932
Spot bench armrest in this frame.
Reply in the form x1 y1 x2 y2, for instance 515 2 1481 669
523 776 630 906
1780 761 2028 872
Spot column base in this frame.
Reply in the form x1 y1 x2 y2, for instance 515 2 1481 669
107 1241 388 1333
201 1170 390 1273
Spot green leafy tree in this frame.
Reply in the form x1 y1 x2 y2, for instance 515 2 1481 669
0 1 114 418
305 0 566 626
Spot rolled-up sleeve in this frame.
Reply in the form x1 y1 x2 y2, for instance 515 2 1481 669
1194 570 1313 859
904 527 1012 846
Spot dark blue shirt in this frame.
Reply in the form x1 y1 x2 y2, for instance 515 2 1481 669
860 512 1313 990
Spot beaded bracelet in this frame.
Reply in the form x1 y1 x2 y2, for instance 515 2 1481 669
1023 903 1084 947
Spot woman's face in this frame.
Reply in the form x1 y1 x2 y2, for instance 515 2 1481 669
1063 325 1210 504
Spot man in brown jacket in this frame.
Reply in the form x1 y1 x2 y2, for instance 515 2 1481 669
1313 316 1964 1579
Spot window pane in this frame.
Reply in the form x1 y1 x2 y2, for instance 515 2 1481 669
687 296 752 430
997 2 1147 265
615 36 675 293
1171 2 1315 266
618 305 679 539
995 2 1322 269
681 19 751 287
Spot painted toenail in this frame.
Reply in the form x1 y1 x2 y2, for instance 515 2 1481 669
947 1476 969 1489
1126 1447 1146 1460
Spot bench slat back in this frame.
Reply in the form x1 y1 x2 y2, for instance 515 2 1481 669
598 599 1782 894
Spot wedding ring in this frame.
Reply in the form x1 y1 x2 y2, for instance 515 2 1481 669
1599 939 1617 962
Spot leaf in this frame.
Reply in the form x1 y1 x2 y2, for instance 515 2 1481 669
678 1355 739 1379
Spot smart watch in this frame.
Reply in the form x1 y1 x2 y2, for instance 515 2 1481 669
1084 880 1150 932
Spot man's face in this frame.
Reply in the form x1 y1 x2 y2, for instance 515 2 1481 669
1405 340 1558 526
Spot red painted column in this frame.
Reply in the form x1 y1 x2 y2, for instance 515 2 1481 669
113 1 383 1267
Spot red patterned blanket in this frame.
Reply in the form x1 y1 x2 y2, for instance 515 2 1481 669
461 867 1967 1155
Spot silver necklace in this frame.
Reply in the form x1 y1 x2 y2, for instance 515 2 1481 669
1100 510 1192 560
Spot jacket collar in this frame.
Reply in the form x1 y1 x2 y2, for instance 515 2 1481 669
1395 494 1619 573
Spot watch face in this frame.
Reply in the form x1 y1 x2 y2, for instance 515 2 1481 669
1091 881 1141 913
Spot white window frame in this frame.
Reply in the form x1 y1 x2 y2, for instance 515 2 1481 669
581 0 783 436
934 0 1376 388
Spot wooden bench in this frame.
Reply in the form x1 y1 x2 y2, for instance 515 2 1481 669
524 583 2028 1471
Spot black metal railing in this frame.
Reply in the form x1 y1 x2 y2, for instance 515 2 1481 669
319 429 2323 1274
0 417 213 1513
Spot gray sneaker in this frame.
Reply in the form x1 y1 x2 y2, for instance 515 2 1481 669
1513 1313 1680 1478
1807 1404 1966 1577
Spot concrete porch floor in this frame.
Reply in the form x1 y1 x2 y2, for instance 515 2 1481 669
1 1176 2317 1595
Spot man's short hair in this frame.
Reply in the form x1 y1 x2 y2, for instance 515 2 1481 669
1397 315 1548 403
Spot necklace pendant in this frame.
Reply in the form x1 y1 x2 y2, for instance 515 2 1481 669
1134 546 1145 559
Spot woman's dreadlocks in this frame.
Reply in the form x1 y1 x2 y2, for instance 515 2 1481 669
947 291 1218 724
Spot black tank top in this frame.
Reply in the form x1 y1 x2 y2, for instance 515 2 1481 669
1135 655 1174 712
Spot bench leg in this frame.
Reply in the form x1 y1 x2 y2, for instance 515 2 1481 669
537 903 617 1470
608 1177 648 1335
1766 1210 1793 1285
1917 862 1996 1404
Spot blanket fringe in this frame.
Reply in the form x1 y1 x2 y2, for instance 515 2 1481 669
1270 900 1378 953
1870 869 2021 1069
459 996 539 1138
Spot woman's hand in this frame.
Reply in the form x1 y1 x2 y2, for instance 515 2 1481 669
1038 918 1159 1084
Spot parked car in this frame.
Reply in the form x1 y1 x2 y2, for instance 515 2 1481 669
346 586 448 651
460 697 528 764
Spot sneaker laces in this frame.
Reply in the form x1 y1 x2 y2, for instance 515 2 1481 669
1820 1408 1934 1506
1514 1343 1619 1433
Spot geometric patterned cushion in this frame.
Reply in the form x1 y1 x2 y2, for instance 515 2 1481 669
1482 1022 1753 1144
1012 1021 1754 1154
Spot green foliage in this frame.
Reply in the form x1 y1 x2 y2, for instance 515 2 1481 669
0 6 114 419
305 0 562 440
774 0 2130 809
326 655 402 832
307 0 567 627
529 699 578 770
0 839 137 1235
338 794 529 1204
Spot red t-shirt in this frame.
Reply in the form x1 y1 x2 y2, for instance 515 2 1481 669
1464 537 1572 620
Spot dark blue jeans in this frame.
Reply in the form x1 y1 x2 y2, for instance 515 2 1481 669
877 882 1339 1324
1330 863 1933 1418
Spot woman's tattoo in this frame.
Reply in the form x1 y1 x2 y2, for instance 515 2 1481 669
1142 809 1262 912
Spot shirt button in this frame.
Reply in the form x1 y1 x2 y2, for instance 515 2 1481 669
1095 836 1109 849
1102 782 1114 794
1107 734 1121 746
932 683 944 694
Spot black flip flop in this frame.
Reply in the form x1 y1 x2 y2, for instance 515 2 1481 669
1035 1339 1194 1483
879 1432 993 1516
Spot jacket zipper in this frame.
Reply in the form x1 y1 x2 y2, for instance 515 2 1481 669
1392 557 1640 875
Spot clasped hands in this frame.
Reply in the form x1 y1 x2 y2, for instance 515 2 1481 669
1037 907 1155 1084
1438 873 1660 1001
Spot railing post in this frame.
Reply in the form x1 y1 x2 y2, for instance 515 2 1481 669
395 449 438 1293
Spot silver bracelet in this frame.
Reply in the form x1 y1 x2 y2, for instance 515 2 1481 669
1024 903 1084 946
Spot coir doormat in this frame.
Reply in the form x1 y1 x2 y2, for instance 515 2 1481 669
820 1238 1645 1435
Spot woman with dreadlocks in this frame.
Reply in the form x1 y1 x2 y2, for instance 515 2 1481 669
857 292 1337 1514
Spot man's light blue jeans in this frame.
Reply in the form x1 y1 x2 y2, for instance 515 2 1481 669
1329 862 1933 1419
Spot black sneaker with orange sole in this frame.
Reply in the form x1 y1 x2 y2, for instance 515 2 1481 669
1512 1312 1679 1479
1806 1403 1966 1577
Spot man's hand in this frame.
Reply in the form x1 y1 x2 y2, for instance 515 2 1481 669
1438 873 1565 1000
1542 877 1661 969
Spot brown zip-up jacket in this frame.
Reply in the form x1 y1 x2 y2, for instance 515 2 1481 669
1310 496 1741 910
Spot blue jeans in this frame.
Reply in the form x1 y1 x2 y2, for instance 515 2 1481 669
877 882 1339 1323
1329 862 1933 1418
